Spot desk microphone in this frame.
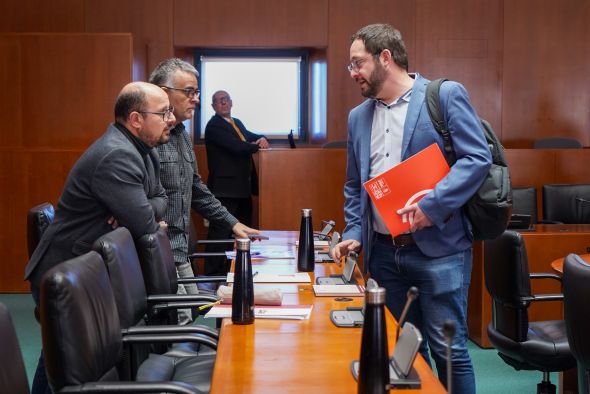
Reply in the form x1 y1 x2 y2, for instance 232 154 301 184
443 319 456 394
395 286 419 341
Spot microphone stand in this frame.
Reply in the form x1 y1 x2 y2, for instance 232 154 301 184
395 287 419 341
443 320 456 394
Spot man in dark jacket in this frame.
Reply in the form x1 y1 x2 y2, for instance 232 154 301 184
204 90 268 274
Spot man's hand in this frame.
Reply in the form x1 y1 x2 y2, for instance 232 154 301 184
332 239 361 265
107 216 118 229
256 137 269 149
158 221 168 231
397 204 433 232
232 222 259 239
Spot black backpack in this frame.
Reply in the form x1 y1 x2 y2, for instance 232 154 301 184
425 78 512 240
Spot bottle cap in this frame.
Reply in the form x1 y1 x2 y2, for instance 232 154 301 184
236 238 251 251
301 208 312 217
365 287 386 305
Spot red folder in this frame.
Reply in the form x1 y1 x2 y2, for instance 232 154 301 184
363 143 450 236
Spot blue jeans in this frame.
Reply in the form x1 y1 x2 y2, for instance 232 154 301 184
369 237 475 394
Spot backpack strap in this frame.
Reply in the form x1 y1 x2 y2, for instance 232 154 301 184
425 78 456 166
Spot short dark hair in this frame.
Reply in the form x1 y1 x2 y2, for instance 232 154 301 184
149 58 199 86
114 87 146 123
351 23 409 71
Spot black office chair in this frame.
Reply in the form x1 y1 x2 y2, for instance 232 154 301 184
0 303 29 394
533 137 582 149
40 251 206 393
484 230 576 394
543 184 590 223
92 228 218 388
512 186 538 223
563 254 590 394
26 202 54 258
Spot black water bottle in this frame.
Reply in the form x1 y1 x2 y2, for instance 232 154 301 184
297 208 315 272
358 287 389 394
231 238 255 325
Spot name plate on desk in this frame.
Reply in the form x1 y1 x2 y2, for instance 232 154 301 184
205 304 313 320
227 272 311 283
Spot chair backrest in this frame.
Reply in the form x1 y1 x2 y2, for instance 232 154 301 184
40 251 121 392
92 227 148 329
0 303 30 394
543 184 590 223
533 137 582 149
563 254 590 373
484 230 532 342
512 186 538 223
26 202 55 258
136 229 178 296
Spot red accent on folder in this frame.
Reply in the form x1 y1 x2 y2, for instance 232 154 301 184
363 143 450 237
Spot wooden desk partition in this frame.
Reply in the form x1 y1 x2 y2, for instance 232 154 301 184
210 231 446 393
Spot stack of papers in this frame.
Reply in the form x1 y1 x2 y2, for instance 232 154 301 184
227 272 311 283
205 304 313 320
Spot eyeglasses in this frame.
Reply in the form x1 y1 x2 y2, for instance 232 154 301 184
346 51 383 72
346 56 372 73
162 86 200 98
138 106 175 121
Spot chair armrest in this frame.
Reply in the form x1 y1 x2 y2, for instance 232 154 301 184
177 276 227 284
523 293 564 303
59 380 200 393
147 294 219 304
122 324 219 340
188 252 228 259
530 272 562 282
122 332 217 350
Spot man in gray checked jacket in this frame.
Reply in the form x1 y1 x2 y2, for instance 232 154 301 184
149 58 259 325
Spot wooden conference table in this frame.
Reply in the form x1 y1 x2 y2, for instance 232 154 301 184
209 231 446 393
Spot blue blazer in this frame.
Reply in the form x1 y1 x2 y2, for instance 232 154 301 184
343 74 491 263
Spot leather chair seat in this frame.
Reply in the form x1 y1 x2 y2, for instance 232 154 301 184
488 320 575 371
137 353 216 393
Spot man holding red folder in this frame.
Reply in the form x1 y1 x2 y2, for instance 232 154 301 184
333 24 491 394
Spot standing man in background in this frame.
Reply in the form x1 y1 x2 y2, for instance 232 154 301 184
25 81 173 394
204 90 269 275
149 59 258 324
332 24 491 393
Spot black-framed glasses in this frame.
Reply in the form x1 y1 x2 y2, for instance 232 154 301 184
138 106 175 121
162 86 200 98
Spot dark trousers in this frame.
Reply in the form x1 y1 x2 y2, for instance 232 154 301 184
204 196 252 276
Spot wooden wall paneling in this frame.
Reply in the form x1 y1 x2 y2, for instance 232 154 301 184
0 36 23 147
327 0 416 142
0 0 84 33
84 0 174 81
503 0 590 148
257 148 346 231
20 34 132 148
174 0 328 48
553 149 590 184
415 0 503 138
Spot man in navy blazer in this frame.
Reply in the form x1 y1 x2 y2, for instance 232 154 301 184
203 91 268 275
333 24 491 393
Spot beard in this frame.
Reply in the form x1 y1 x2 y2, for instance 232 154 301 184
361 62 387 99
